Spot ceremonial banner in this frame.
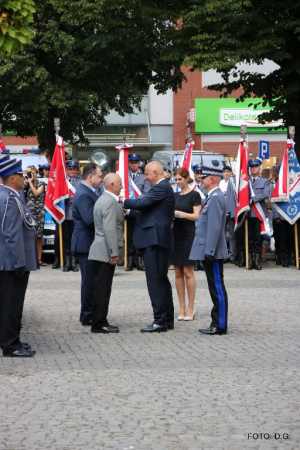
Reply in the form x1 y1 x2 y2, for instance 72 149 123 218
67 179 76 198
250 188 271 234
271 141 290 202
271 140 300 224
179 140 196 190
234 140 250 230
116 143 141 198
44 136 69 223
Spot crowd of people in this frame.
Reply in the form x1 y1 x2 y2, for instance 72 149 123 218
0 149 293 357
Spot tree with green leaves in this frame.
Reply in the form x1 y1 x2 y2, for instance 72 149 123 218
0 0 185 154
175 0 300 145
0 0 35 55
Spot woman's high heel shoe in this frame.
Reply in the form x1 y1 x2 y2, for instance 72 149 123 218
178 311 186 320
183 309 196 321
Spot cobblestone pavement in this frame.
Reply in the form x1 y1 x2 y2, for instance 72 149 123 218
1 261 300 449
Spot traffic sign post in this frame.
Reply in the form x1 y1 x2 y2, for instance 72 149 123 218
259 141 270 159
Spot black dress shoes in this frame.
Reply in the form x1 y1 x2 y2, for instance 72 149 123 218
199 326 227 335
141 323 168 333
167 323 174 330
21 342 31 349
91 325 119 333
81 318 92 326
4 348 36 357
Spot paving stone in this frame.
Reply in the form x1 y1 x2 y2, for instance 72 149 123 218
0 262 299 449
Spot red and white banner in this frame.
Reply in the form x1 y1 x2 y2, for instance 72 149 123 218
250 199 270 234
180 140 196 190
234 140 250 230
116 143 141 198
44 136 69 223
271 142 290 202
67 179 76 198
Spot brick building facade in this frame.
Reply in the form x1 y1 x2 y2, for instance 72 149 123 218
173 67 286 162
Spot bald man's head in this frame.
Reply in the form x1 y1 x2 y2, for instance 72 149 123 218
103 173 123 196
144 161 164 186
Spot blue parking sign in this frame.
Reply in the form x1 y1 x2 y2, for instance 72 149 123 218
259 141 270 159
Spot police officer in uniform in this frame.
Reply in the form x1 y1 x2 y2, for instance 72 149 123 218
41 163 51 179
0 157 38 357
192 164 207 271
52 160 81 271
126 153 150 271
190 165 228 335
192 164 207 199
247 159 269 270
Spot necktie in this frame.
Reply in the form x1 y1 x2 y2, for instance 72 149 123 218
253 177 256 184
132 174 135 181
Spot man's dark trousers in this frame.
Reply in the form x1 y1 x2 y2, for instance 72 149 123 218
0 271 29 355
203 259 228 331
248 217 262 253
92 261 116 329
77 253 94 322
142 245 174 326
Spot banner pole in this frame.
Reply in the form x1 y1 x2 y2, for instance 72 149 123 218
124 219 128 269
295 222 299 269
245 218 249 270
59 223 64 270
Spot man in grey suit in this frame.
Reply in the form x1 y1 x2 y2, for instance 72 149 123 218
88 173 124 333
0 158 38 357
190 165 228 335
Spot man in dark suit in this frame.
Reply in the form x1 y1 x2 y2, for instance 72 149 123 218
71 163 103 326
88 173 124 333
120 161 175 333
0 158 38 357
126 153 150 271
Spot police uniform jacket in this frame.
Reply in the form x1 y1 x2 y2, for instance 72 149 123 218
189 187 228 261
65 176 81 220
130 172 150 195
226 176 237 218
0 187 38 271
88 192 124 263
248 176 269 219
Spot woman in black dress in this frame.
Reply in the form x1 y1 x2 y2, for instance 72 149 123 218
169 167 201 321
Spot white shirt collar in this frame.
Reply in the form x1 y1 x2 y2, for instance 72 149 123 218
207 186 219 196
105 190 119 202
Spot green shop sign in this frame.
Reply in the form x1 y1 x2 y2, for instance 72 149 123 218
195 99 286 134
